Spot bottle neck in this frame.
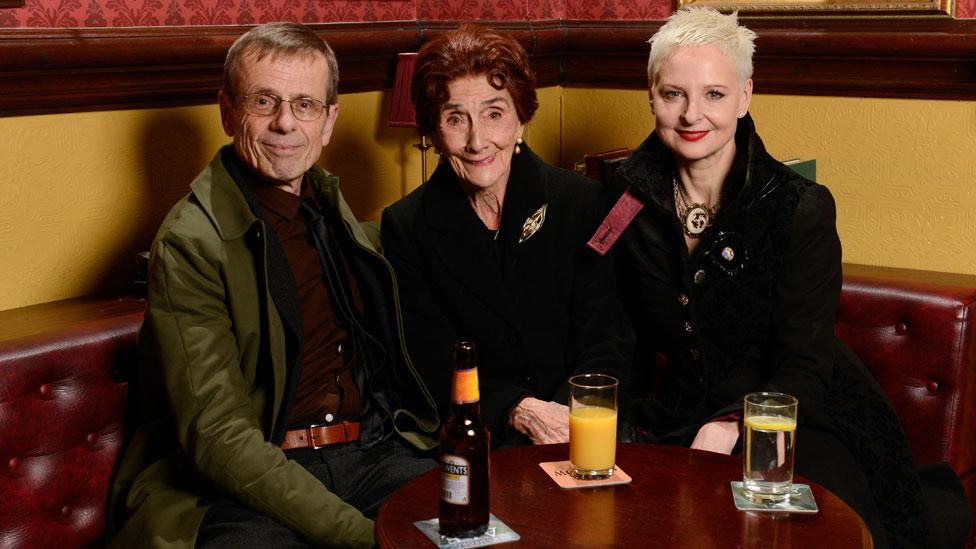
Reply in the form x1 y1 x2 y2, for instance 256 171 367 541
451 366 480 405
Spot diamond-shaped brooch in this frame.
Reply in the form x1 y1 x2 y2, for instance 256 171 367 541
519 204 547 244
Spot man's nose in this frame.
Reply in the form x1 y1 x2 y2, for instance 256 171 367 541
269 100 297 131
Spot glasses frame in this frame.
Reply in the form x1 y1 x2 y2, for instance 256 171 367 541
235 93 328 122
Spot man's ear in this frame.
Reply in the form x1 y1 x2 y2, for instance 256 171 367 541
320 103 340 147
218 90 236 137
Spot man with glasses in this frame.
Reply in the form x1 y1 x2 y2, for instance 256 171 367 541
108 22 439 548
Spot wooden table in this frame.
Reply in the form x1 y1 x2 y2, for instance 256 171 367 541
376 443 872 548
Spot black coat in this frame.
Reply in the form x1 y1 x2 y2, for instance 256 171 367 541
607 116 930 547
382 145 633 444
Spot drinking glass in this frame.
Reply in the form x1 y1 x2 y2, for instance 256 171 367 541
742 392 798 503
569 374 618 480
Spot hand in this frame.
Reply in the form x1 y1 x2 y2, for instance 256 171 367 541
690 420 740 455
508 398 570 444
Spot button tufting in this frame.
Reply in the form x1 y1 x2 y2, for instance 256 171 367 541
38 383 51 397
60 505 71 518
8 457 20 471
926 380 939 393
86 433 99 445
896 322 908 335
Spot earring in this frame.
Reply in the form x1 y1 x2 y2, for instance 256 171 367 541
737 111 746 119
515 137 523 155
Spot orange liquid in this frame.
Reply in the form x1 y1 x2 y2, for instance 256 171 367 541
569 406 617 471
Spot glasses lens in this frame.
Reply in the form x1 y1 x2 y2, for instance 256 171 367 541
244 94 277 116
291 98 324 121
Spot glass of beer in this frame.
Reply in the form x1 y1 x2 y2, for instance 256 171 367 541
569 374 618 480
742 392 798 503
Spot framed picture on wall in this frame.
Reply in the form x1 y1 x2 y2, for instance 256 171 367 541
678 0 952 15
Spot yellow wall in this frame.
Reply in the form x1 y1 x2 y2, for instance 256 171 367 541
1 85 972 311
0 88 562 311
562 88 976 276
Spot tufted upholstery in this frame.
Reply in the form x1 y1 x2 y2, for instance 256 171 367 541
1 262 975 547
0 294 143 549
836 264 976 539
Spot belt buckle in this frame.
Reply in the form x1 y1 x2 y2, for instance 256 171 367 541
307 423 330 450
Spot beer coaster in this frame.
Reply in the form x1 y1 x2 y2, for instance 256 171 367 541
538 460 632 489
730 481 819 513
414 514 520 548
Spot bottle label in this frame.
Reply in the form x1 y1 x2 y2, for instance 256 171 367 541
440 455 471 505
451 368 479 404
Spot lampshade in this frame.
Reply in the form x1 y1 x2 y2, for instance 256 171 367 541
388 52 418 128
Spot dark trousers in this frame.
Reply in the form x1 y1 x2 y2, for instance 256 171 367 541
195 436 436 548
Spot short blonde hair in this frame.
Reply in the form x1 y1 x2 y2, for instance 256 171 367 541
646 7 756 88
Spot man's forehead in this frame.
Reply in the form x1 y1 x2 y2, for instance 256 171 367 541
238 50 329 92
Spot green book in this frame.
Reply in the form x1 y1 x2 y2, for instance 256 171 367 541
784 158 816 181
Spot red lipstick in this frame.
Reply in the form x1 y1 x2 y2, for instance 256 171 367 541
677 130 709 142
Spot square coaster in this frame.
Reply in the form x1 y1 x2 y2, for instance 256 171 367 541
414 514 520 548
538 460 633 489
730 481 819 513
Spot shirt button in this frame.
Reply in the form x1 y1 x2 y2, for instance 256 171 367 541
690 349 700 360
694 270 706 284
677 293 689 306
683 322 693 334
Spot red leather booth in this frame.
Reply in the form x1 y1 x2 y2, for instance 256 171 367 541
1 266 974 547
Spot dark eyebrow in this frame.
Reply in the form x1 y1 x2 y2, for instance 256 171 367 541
441 96 511 111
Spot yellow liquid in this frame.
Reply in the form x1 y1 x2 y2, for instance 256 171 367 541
569 406 617 471
744 415 796 431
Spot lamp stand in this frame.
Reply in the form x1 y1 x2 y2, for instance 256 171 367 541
413 135 433 184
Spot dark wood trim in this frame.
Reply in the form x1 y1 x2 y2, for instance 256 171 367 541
1 18 975 117
0 0 24 7
562 18 976 99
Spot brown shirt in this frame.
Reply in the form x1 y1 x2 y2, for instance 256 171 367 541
248 179 363 425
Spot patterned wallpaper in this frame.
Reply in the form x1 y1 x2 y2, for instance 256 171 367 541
0 0 675 28
0 0 970 27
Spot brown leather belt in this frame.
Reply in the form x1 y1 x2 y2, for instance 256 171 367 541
281 421 360 450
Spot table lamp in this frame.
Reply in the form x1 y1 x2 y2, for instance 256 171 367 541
388 52 432 184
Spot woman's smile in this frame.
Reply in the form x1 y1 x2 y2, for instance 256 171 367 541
677 130 710 142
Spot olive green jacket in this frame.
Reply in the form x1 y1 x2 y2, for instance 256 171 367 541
107 147 439 548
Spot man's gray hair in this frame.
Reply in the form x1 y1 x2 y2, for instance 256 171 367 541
647 7 756 88
224 22 340 105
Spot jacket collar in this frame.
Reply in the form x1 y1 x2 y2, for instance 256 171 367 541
190 145 343 242
617 114 765 219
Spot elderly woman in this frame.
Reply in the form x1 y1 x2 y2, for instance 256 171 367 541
382 25 632 447
598 8 964 548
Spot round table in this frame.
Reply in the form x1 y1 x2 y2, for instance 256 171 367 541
375 443 871 548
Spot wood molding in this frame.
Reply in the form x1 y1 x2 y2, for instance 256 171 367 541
1 18 975 117
562 18 976 99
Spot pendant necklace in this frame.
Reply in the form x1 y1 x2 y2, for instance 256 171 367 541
673 177 719 238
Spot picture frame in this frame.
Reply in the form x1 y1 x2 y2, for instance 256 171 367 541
678 0 953 16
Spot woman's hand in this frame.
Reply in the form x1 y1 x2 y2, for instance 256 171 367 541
690 420 740 455
509 397 570 444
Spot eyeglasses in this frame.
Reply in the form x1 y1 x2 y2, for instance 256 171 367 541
235 93 327 121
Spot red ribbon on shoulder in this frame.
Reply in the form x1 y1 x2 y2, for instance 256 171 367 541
586 189 645 256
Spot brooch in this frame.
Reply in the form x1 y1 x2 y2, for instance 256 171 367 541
519 204 547 244
705 231 748 276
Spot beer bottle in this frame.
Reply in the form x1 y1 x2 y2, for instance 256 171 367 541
439 341 490 538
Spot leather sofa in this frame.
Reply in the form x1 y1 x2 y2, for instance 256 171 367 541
1 265 974 547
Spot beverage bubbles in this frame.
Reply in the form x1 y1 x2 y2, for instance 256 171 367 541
742 393 798 503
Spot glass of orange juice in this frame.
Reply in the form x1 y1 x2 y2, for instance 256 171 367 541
568 373 618 480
